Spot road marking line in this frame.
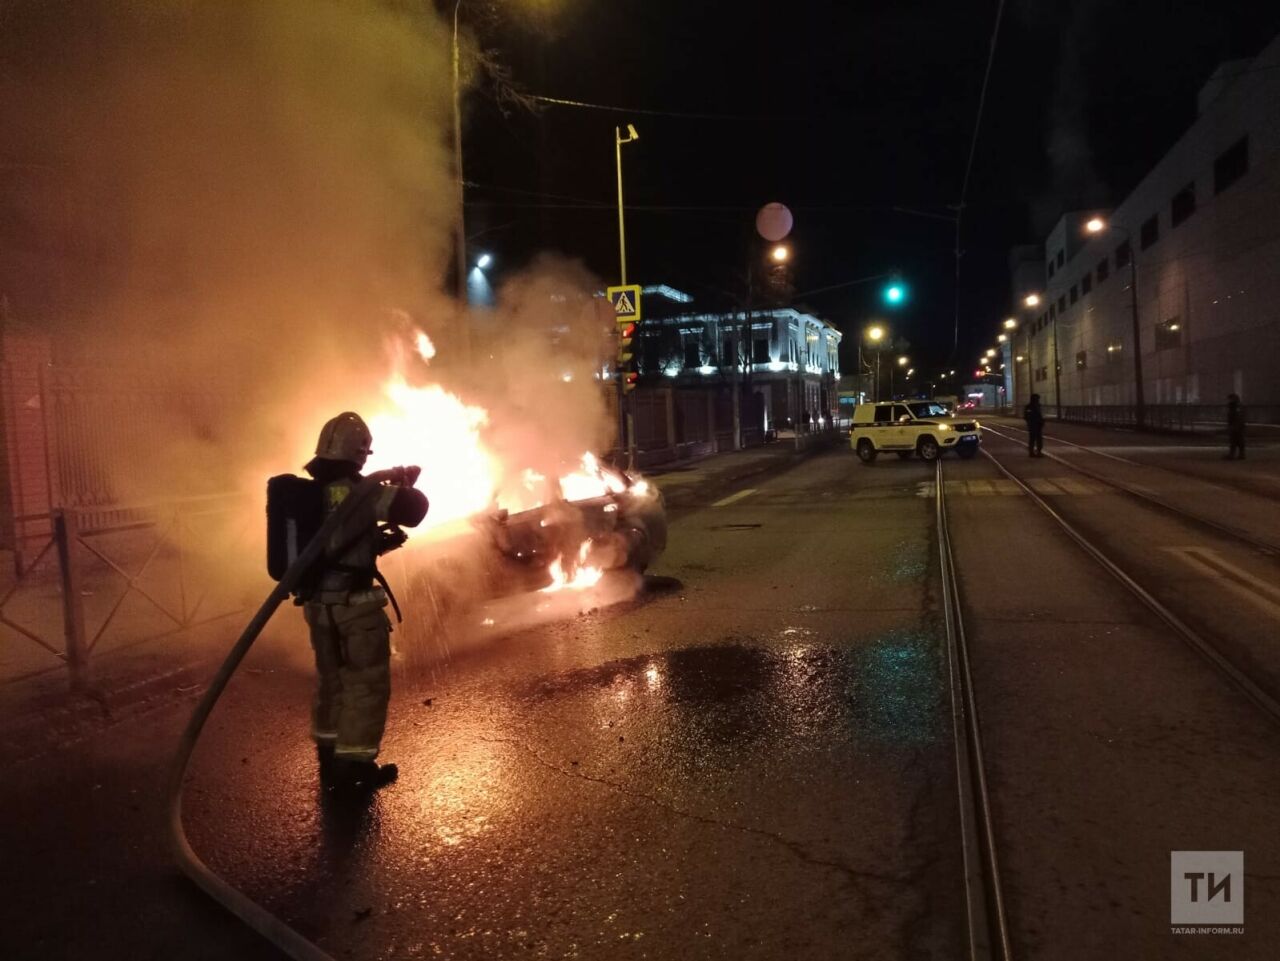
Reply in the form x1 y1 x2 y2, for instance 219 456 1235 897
1164 547 1280 621
1055 478 1096 496
993 479 1021 495
711 488 758 508
966 479 996 496
1028 477 1065 494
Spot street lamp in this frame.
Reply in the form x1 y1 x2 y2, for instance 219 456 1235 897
614 124 640 285
1086 216 1145 427
997 333 1007 343
863 325 886 400
770 244 790 263
1003 317 1017 330
476 252 493 270
1024 293 1041 308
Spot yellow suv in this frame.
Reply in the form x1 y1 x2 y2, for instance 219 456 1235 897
849 401 981 464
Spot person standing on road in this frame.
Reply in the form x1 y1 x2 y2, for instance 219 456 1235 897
1024 393 1045 457
1226 393 1247 460
302 412 428 791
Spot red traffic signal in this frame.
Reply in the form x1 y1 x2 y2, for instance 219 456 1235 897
623 371 639 393
617 321 637 365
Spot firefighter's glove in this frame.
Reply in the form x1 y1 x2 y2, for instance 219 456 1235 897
376 525 409 555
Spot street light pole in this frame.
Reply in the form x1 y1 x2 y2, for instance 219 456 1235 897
615 124 638 285
452 0 468 338
614 124 640 468
1086 219 1145 428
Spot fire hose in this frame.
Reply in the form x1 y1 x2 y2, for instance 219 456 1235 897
165 470 407 961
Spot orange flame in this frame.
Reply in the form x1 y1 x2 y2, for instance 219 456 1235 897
541 539 605 593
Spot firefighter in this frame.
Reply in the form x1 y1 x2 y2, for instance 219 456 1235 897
302 412 428 790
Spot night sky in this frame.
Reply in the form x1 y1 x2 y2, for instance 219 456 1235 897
464 0 1280 380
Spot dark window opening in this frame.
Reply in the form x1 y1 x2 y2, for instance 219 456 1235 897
1171 182 1196 226
1049 304 1056 320
1069 284 1078 304
873 405 893 424
753 338 770 364
1082 273 1093 295
1214 136 1249 194
1140 215 1159 250
1047 260 1055 279
1057 295 1066 313
1075 350 1087 370
1097 258 1110 282
1056 249 1065 268
1116 242 1132 268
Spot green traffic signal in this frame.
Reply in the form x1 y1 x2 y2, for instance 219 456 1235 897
883 282 906 306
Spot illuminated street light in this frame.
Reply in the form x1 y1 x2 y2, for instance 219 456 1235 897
884 283 906 305
476 252 493 269
1082 216 1144 426
866 325 885 342
1086 217 1106 234
1003 318 1017 329
906 368 915 377
1015 354 1025 362
997 333 1007 343
770 244 790 263
897 355 909 366
984 348 996 358
1024 293 1041 307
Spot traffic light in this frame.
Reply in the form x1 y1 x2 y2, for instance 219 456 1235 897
623 370 639 393
617 321 636 365
882 280 907 307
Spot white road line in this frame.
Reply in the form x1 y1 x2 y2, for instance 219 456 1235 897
1164 546 1280 621
711 488 758 508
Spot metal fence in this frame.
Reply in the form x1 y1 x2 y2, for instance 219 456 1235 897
1 495 254 687
1055 404 1280 433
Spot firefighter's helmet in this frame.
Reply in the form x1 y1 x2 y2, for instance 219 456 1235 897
314 412 373 467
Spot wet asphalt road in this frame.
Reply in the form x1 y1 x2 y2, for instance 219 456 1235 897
8 428 1280 960
182 449 964 959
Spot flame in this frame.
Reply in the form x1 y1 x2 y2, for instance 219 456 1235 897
414 330 437 363
542 539 605 593
344 330 651 541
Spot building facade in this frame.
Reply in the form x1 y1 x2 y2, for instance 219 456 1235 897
635 285 843 436
1012 33 1280 415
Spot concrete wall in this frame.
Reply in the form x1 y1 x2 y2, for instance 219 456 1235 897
1024 33 1280 409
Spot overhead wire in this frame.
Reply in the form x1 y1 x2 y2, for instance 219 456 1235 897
952 0 1009 357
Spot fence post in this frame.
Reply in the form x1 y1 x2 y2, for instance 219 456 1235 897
53 508 88 688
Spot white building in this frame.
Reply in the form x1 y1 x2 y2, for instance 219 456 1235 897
635 285 843 434
1013 32 1280 417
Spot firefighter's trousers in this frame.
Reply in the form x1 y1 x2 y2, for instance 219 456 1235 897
304 593 392 762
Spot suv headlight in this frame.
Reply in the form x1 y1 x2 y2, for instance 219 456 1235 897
936 423 950 431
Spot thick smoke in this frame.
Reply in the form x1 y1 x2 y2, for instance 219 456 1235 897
0 0 618 673
0 0 612 505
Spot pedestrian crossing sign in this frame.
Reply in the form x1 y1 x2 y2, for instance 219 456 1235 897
607 284 642 322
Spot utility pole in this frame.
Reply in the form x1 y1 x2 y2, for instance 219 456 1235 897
614 124 639 469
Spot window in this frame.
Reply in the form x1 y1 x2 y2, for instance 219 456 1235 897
1082 273 1093 295
1047 260 1055 279
873 405 893 424
1155 318 1183 350
1105 340 1123 363
1049 304 1056 320
1171 182 1196 226
683 341 700 368
892 404 913 423
1097 257 1110 282
1140 214 1159 250
753 338 770 364
1056 250 1065 268
1214 136 1249 194
1069 284 1078 305
1075 350 1087 370
723 338 733 364
1115 241 1132 268
1057 295 1066 313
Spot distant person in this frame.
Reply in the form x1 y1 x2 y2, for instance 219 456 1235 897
1024 393 1045 457
1226 393 1246 460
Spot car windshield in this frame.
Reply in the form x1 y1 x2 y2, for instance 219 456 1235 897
908 402 950 418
